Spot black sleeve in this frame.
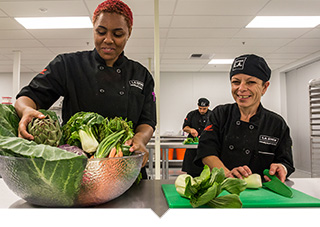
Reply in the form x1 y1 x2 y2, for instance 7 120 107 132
137 70 156 130
274 123 295 177
16 55 66 109
194 106 223 167
183 111 194 129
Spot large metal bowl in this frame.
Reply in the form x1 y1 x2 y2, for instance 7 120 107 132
0 153 144 207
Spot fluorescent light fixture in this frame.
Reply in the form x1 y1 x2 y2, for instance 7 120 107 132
15 17 92 29
208 59 233 64
246 16 320 28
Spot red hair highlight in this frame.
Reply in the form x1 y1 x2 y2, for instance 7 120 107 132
93 0 133 28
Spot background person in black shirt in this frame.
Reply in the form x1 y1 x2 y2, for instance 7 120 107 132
182 98 212 177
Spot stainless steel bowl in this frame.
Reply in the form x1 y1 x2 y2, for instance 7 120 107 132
0 152 144 207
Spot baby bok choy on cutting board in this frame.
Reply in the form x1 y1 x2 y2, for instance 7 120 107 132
175 165 247 208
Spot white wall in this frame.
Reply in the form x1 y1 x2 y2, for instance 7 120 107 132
0 72 34 102
286 60 320 173
159 71 282 135
1 70 283 136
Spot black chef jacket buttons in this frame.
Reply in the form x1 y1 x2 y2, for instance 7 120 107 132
99 65 105 71
116 69 121 73
229 145 234 150
245 149 250 155
236 120 241 126
99 88 105 94
119 91 125 95
249 125 254 130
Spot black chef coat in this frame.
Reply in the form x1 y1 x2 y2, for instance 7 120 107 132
16 49 157 179
16 49 156 130
194 103 295 177
182 109 212 177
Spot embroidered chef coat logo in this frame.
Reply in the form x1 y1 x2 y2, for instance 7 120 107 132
129 80 144 90
232 56 247 71
259 135 279 146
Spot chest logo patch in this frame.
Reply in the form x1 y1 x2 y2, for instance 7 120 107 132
259 135 279 146
129 80 144 90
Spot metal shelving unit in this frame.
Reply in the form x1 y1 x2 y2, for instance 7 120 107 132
309 79 320 177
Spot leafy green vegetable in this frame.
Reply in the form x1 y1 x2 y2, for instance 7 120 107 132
105 117 134 143
0 104 20 137
94 117 134 158
94 130 125 158
175 165 247 208
0 104 88 207
27 110 62 147
183 137 199 144
207 194 243 208
220 178 247 195
62 112 106 154
0 136 87 207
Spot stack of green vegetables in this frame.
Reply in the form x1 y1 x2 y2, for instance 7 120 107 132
0 104 138 206
175 165 247 208
61 112 134 158
183 137 199 144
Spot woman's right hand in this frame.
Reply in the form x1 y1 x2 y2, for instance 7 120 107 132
18 107 46 140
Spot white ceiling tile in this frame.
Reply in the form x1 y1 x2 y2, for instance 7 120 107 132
28 28 93 39
0 29 34 39
130 28 168 39
167 28 240 38
40 38 94 47
174 0 269 15
133 15 172 28
171 15 253 28
48 46 93 55
0 17 24 29
0 1 90 17
0 39 42 48
225 38 293 47
235 28 312 38
258 0 320 16
301 28 320 38
285 38 320 47
165 38 227 47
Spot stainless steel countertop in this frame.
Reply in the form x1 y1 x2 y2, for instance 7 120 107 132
2 178 320 217
0 178 174 217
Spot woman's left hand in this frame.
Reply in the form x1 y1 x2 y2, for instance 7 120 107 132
226 165 252 179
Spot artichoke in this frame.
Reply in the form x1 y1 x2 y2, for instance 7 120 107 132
28 115 62 147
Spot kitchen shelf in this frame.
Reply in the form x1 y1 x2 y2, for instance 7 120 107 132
309 78 320 177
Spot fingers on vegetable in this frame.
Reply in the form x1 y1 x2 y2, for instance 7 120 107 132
109 147 116 158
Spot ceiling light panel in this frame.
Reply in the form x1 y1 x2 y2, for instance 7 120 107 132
15 17 92 29
246 16 320 28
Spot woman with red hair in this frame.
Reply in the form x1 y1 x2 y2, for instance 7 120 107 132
14 0 156 179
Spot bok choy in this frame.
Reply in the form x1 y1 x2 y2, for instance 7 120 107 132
175 165 247 208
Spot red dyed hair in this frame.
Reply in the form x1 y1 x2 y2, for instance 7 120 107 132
92 0 133 28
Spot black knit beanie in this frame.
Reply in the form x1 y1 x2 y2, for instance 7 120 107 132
229 54 271 82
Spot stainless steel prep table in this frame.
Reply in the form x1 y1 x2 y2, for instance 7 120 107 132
0 178 172 217
146 142 197 179
1 178 320 216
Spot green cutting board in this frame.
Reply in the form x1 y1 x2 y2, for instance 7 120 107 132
162 184 320 208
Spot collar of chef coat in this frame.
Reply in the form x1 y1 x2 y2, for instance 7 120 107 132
234 102 263 127
93 48 126 67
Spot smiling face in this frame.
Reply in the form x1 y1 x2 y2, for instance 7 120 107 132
231 74 270 111
93 12 131 67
